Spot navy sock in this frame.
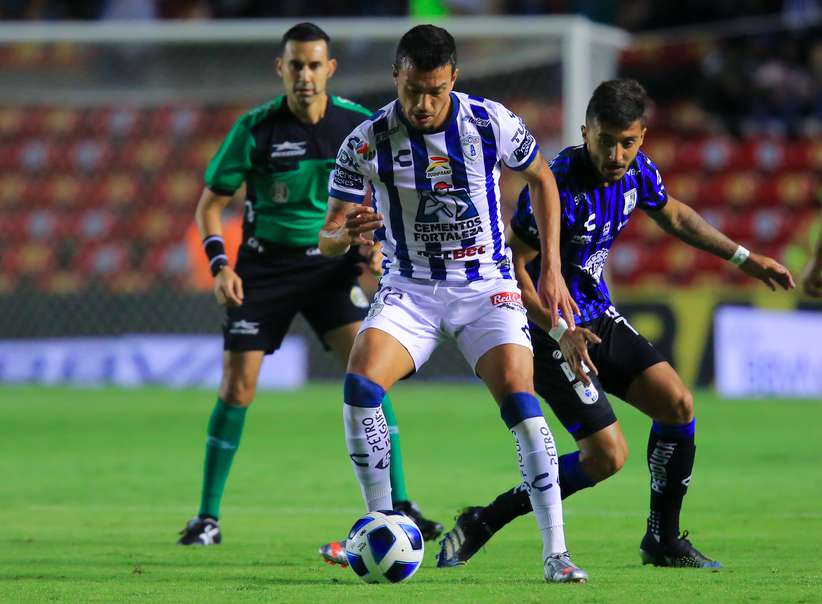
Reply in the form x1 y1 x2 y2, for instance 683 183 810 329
479 451 595 532
647 419 696 545
558 450 596 499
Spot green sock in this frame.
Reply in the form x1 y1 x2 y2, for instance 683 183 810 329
382 394 409 503
198 398 247 520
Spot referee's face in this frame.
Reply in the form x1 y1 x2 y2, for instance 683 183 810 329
582 118 646 183
393 63 458 132
277 40 337 107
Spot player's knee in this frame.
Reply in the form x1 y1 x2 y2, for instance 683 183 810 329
344 373 385 407
219 373 258 407
665 386 694 424
587 445 626 480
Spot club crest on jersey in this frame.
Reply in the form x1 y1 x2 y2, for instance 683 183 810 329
573 381 599 405
623 188 637 214
271 181 289 203
426 156 452 178
461 134 481 162
270 141 306 158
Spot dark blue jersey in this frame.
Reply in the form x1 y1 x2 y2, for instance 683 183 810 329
510 145 667 327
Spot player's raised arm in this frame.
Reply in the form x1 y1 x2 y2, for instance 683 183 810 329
519 156 580 328
319 197 384 257
195 187 244 307
646 195 795 291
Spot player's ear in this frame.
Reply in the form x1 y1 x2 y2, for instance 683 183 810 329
581 125 588 142
275 56 283 77
327 57 337 78
450 66 459 84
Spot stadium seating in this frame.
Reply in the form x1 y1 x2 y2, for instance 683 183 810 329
0 101 818 293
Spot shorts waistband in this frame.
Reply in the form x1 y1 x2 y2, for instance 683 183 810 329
241 241 322 258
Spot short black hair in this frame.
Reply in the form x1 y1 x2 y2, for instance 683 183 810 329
585 79 648 128
280 22 330 53
394 24 457 72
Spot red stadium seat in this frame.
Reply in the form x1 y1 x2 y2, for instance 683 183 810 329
6 242 57 275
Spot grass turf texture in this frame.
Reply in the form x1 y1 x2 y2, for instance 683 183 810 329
2 384 821 603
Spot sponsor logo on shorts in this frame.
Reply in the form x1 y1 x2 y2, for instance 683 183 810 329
270 141 306 158
573 381 599 405
490 291 526 313
229 320 260 335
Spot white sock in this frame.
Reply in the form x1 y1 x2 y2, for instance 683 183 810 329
510 416 567 558
343 402 392 511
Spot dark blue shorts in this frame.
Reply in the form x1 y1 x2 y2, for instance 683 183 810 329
533 306 667 440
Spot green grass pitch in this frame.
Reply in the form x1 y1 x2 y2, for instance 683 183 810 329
2 384 821 602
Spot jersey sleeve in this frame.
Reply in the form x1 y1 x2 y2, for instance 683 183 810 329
489 101 539 171
204 114 255 196
328 123 373 204
509 185 541 251
636 152 668 210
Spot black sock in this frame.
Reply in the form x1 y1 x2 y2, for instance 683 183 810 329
647 419 696 545
478 484 532 533
479 451 596 532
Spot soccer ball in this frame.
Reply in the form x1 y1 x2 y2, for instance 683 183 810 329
345 510 424 583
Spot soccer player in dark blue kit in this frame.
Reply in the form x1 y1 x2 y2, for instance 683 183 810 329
437 79 795 568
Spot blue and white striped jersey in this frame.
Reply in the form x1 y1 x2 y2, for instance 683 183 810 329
329 91 539 281
510 145 668 325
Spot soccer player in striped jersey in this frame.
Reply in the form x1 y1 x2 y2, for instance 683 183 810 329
319 25 588 583
436 79 795 569
178 22 441 547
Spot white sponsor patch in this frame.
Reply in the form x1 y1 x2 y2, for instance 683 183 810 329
573 381 599 405
560 362 575 382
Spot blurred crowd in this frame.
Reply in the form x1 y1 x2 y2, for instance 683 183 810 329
0 0 817 26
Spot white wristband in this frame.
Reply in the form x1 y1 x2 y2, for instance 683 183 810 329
548 317 568 342
729 245 750 266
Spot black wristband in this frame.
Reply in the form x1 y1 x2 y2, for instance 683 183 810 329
203 235 229 277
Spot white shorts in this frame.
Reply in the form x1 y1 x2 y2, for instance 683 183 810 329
359 275 533 373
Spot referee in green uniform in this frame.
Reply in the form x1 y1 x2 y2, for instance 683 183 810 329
178 22 441 546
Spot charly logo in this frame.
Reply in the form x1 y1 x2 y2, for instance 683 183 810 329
270 141 306 158
575 248 609 284
271 181 289 203
623 188 637 214
426 156 452 178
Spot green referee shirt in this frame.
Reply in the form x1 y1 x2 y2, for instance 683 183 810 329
205 95 371 248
